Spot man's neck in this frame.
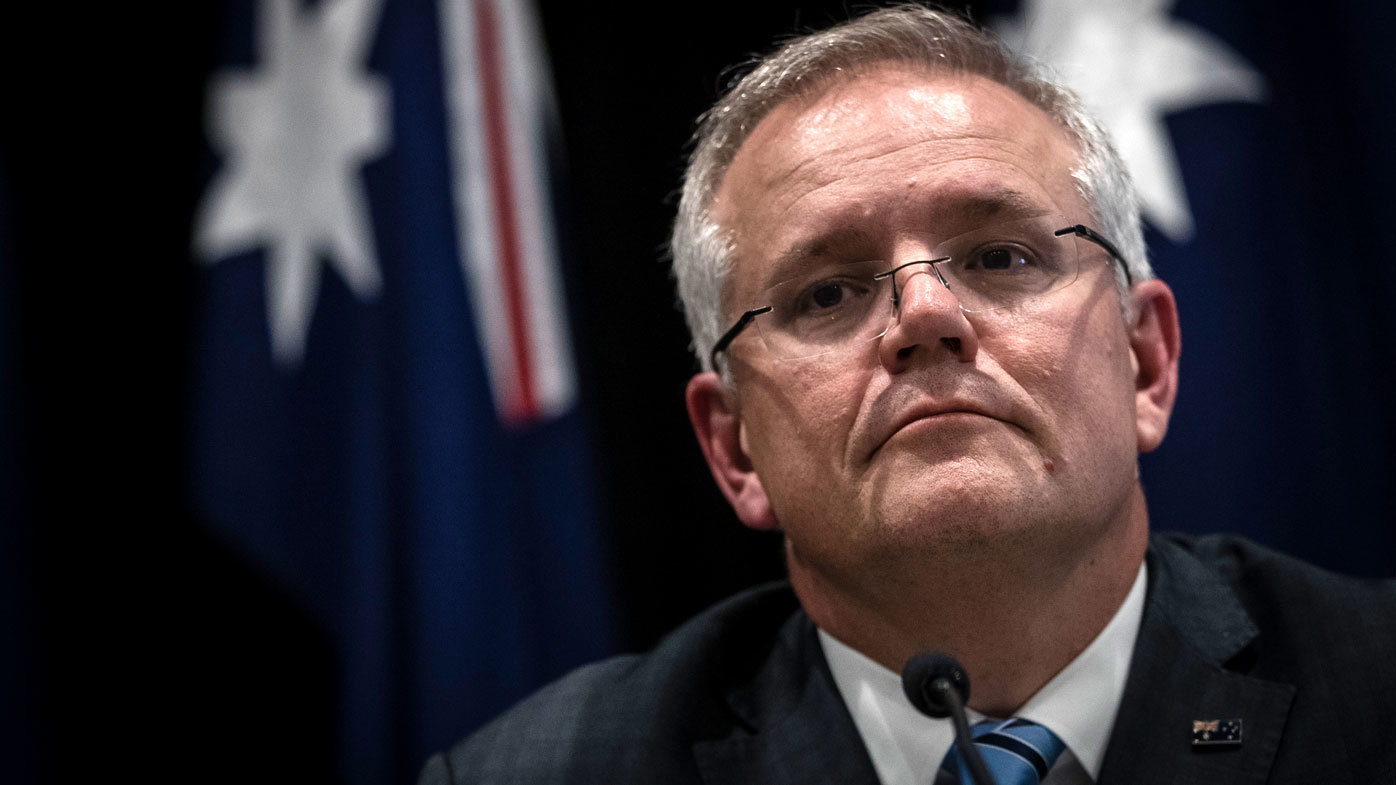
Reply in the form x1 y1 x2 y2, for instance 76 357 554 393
787 488 1150 717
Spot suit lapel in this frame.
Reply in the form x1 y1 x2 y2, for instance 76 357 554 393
690 536 1298 785
1099 536 1295 785
693 612 881 785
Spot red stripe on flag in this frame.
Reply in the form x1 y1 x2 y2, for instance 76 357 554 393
473 0 539 421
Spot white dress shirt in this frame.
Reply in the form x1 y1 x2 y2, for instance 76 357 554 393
819 563 1148 785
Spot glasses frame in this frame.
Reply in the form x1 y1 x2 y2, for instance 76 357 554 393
708 223 1132 370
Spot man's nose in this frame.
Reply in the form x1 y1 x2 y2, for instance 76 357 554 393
877 262 979 370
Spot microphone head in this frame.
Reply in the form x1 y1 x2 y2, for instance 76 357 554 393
901 651 971 719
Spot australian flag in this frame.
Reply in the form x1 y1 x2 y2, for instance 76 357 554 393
190 0 614 782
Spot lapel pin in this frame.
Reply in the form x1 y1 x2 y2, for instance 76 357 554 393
1192 719 1243 747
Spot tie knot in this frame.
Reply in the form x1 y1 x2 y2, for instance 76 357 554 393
939 718 1066 785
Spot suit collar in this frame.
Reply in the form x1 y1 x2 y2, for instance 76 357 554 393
1143 533 1258 664
694 610 881 785
1097 534 1295 785
692 535 1297 785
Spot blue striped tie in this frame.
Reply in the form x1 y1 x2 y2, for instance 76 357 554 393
938 718 1066 785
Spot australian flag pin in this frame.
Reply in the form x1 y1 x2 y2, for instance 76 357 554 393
1192 719 1243 747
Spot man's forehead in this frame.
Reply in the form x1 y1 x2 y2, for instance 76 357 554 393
764 69 981 148
715 66 1082 221
713 66 1086 290
740 66 1067 162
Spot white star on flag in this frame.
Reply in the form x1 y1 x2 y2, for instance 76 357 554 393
195 0 391 366
996 0 1265 243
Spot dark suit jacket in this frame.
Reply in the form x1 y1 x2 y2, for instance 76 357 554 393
419 534 1396 783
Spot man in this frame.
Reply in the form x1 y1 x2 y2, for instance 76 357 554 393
420 6 1396 783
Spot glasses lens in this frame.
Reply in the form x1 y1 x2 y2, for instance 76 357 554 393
753 259 894 360
732 215 1095 363
928 215 1081 312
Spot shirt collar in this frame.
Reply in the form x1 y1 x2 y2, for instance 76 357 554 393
819 562 1147 785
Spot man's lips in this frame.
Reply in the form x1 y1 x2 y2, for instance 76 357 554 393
869 401 1015 458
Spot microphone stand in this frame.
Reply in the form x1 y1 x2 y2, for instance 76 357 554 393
902 652 998 785
927 674 996 785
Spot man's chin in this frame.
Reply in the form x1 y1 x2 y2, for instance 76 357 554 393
864 437 1050 504
862 468 1054 550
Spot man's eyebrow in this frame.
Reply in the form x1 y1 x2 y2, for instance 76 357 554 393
952 189 1053 222
757 189 1052 286
767 225 883 279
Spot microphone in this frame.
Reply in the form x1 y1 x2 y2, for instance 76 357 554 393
901 652 997 785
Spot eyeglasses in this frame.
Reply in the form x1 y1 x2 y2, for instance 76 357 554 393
709 214 1130 370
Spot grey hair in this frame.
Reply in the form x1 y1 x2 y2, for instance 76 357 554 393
670 4 1151 372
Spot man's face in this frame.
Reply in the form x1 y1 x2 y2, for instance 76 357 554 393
696 66 1166 578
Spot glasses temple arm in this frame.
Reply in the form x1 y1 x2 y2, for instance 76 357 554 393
1055 225 1133 286
709 306 773 370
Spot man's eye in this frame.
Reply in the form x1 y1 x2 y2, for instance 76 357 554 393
789 277 875 318
977 247 1031 271
810 282 846 308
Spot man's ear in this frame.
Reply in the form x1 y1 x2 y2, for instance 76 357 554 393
685 372 780 531
1128 279 1181 453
